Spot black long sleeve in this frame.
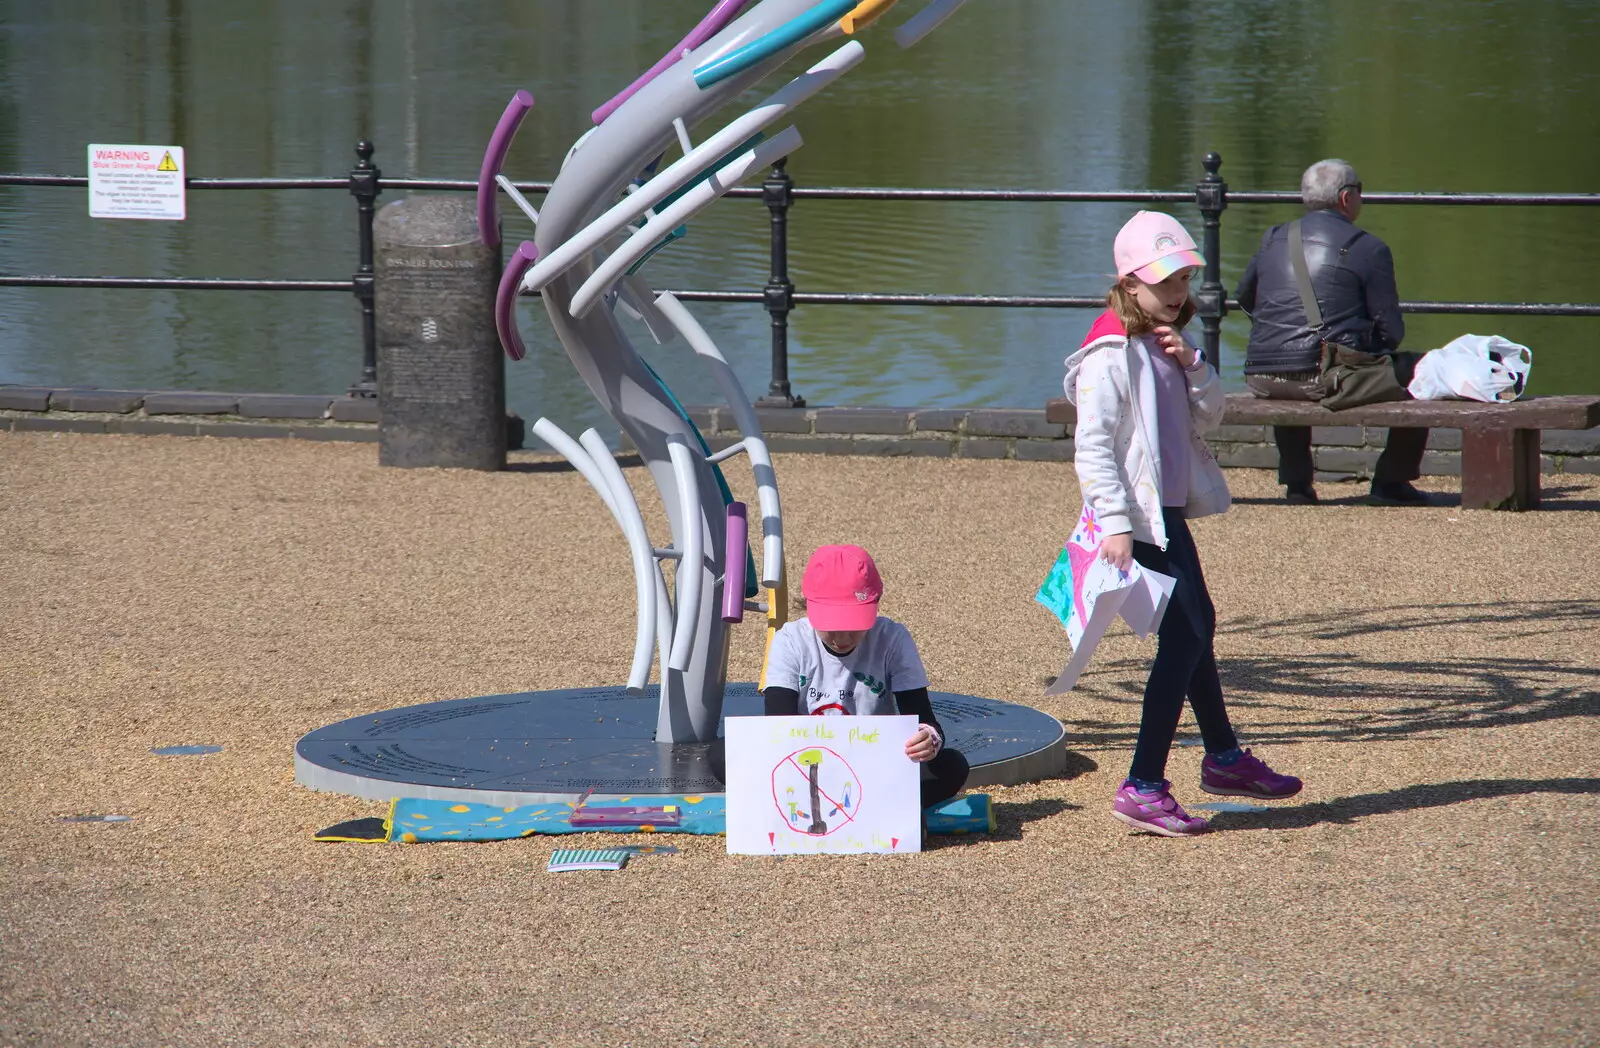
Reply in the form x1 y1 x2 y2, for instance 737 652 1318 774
763 686 800 716
1234 233 1265 316
1363 241 1406 350
893 686 944 736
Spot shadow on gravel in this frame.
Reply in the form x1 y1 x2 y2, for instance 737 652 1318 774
1231 482 1600 511
1065 601 1600 747
1227 600 1600 642
506 453 644 473
1227 488 1462 508
1536 482 1600 512
1206 776 1600 831
929 797 1078 849
1060 750 1098 780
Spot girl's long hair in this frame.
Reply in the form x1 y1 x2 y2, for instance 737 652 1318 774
1107 280 1197 337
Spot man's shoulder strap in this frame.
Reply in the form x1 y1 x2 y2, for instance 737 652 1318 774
1287 220 1324 332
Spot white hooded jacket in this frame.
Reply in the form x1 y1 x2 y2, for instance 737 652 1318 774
1062 309 1231 548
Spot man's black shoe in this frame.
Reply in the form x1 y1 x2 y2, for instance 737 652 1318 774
1284 484 1319 505
1367 481 1444 506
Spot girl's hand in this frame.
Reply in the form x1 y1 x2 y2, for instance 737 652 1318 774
1153 326 1198 369
1100 533 1134 572
904 725 941 763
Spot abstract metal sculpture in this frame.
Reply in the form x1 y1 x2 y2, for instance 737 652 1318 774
477 0 970 744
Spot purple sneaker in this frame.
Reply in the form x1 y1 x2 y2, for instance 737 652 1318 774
1200 748 1303 799
1112 781 1210 838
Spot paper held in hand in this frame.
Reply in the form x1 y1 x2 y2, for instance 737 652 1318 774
1035 504 1176 695
724 715 922 855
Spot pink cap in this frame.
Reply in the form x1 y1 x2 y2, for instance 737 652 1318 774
1114 210 1205 283
801 545 882 632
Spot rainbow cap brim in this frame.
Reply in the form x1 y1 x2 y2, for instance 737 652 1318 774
1133 249 1205 284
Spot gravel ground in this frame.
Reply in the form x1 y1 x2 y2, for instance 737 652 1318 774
2 430 1596 1048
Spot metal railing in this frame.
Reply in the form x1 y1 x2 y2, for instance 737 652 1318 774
3 143 1598 405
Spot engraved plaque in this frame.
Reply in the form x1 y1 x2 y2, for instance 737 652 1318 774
374 196 505 470
295 685 1066 803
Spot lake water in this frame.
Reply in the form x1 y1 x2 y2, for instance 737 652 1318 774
2 0 1597 439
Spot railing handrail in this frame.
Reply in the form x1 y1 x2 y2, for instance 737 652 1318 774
5 146 1599 406
4 275 1595 319
8 171 1599 207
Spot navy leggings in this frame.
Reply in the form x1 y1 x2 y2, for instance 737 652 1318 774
1127 508 1239 783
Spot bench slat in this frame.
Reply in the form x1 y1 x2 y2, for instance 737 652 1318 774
1044 394 1600 430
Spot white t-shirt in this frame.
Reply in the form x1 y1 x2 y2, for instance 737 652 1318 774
764 617 929 716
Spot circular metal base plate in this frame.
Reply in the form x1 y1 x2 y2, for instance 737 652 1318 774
294 682 1065 806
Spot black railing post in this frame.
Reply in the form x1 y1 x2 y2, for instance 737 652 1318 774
756 156 803 408
348 140 382 397
1195 151 1228 374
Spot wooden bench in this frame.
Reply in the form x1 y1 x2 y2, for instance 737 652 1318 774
1043 394 1600 510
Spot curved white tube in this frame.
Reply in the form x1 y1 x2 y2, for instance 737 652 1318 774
893 0 967 48
564 426 658 694
530 417 622 525
569 126 803 319
653 292 784 588
706 438 747 464
665 437 705 673
495 173 541 226
519 42 862 295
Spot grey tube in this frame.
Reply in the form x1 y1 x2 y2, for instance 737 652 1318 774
532 0 835 742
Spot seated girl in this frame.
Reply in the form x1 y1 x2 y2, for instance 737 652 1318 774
712 543 968 808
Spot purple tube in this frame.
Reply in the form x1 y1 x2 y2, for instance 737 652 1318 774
477 89 535 247
591 0 751 126
568 806 682 828
722 501 748 622
495 241 539 361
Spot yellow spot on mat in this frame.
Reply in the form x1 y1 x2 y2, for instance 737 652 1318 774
450 804 471 813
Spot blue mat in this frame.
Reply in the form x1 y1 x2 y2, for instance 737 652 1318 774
317 794 994 843
387 795 725 842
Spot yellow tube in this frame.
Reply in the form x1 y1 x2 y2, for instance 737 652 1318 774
839 0 900 34
759 577 789 691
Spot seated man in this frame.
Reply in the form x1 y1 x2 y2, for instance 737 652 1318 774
710 544 969 810
1235 158 1437 506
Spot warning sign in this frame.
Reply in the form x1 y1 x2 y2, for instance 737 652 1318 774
87 144 186 220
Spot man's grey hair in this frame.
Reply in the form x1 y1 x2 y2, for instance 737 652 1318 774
1301 159 1360 211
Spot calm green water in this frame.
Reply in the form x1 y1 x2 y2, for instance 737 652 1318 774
2 0 1597 439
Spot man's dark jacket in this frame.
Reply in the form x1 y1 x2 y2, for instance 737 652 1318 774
1234 208 1405 374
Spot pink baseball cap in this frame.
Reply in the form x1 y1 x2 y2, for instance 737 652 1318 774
801 544 882 632
1114 210 1205 283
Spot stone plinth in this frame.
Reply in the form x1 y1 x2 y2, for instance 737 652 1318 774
374 197 505 470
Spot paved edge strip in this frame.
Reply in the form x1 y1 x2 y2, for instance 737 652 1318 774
3 389 1599 474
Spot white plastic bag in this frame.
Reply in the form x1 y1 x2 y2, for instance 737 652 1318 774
1408 334 1532 402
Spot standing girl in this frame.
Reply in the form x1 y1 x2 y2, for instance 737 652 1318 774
1062 211 1302 837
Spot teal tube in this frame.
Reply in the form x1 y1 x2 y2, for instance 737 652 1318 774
692 0 858 89
639 358 760 599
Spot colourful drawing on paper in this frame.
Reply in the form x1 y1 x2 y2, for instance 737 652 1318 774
1036 503 1177 695
1036 502 1124 648
771 746 860 837
724 715 921 855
